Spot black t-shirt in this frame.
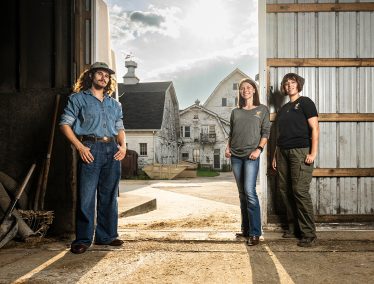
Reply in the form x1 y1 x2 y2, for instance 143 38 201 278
276 96 318 149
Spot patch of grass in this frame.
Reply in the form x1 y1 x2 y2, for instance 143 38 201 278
123 170 151 180
197 168 220 177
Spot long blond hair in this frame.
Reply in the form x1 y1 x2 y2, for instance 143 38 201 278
73 69 117 95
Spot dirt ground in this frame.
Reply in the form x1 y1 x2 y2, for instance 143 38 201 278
0 174 373 283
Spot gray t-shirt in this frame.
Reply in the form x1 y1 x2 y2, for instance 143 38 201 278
229 104 271 157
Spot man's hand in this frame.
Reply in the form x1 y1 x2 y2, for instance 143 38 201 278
78 145 94 163
114 145 127 161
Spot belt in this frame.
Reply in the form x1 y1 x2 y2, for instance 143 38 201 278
79 135 115 143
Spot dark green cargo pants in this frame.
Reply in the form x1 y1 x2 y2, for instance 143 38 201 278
277 147 316 238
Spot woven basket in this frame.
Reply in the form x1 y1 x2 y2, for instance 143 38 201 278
18 210 54 238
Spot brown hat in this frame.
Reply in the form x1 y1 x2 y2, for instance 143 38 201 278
281 73 305 93
89 62 115 74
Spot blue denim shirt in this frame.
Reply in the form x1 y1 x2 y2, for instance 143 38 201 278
59 89 125 137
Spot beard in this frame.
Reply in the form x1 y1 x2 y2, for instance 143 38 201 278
92 80 107 90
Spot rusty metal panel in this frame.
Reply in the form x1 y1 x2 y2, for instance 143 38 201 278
358 123 374 167
318 12 337 57
297 12 317 58
359 12 374 57
358 68 374 113
339 123 358 167
277 13 297 57
340 178 359 214
318 68 337 112
318 123 337 167
358 178 374 214
338 68 358 112
266 0 374 222
338 12 358 57
267 13 278 58
319 178 339 215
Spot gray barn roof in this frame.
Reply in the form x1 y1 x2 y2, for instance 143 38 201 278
118 82 172 130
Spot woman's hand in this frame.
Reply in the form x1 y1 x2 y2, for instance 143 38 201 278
272 156 277 171
225 148 231 158
249 149 261 160
305 154 316 165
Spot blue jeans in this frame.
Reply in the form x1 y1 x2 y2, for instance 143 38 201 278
73 141 121 246
231 156 261 236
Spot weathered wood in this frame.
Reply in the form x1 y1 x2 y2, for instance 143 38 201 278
268 214 374 224
313 168 374 177
267 58 374 67
267 3 374 13
143 164 188 180
270 113 374 122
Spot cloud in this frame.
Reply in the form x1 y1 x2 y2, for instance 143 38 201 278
130 11 164 27
109 4 181 43
143 43 257 81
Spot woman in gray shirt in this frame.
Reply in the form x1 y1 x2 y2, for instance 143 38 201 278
225 78 270 246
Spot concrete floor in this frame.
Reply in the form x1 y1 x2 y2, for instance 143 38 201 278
1 173 373 283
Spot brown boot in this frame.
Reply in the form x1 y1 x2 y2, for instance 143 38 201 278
247 236 260 246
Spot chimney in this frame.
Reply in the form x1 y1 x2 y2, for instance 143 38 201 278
123 60 140 85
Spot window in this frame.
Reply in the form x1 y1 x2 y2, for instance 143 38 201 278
185 126 190 137
222 98 227 106
209 125 215 134
233 83 238 90
181 126 191 138
182 153 189 161
139 143 147 156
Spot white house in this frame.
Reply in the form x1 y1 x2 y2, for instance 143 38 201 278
179 100 230 170
118 61 180 168
204 68 252 121
179 68 254 169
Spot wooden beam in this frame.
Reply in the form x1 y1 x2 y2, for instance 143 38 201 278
267 3 374 13
270 113 374 122
268 214 374 224
313 168 374 177
267 58 374 67
268 168 374 177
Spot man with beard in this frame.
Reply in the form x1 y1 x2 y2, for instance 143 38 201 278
59 62 127 254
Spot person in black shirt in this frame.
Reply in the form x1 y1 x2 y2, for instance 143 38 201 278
272 73 319 247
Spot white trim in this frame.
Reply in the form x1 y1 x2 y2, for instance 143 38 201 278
258 0 268 226
125 129 160 132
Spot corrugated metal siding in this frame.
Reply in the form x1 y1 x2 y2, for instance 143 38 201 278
267 0 374 218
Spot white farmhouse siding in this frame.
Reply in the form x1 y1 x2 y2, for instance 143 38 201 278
158 86 179 164
204 69 253 121
118 79 180 168
125 131 155 168
180 103 230 169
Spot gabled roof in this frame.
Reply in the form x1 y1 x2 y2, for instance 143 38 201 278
118 82 172 130
180 103 230 135
203 68 250 107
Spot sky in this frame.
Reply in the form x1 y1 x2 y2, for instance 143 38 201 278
107 0 259 109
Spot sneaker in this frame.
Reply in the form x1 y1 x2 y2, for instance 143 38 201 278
297 236 317 247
